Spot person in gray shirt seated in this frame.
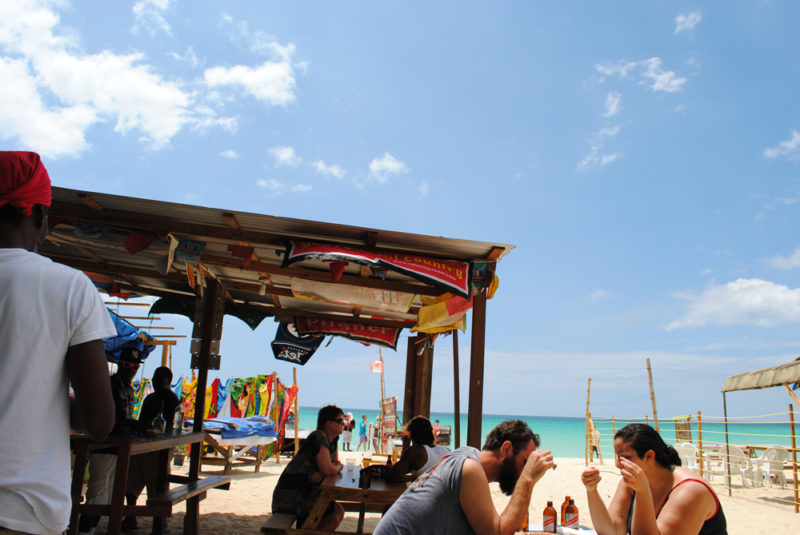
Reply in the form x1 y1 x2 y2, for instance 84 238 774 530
374 419 554 535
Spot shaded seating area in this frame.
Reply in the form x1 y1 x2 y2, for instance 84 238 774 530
40 187 514 533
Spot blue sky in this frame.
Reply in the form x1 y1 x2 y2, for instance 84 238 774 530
3 1 800 420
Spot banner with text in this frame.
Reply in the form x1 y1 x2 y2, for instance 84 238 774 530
283 240 472 298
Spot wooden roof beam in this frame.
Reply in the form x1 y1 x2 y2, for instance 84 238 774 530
275 308 415 329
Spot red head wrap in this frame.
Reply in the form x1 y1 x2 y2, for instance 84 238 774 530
0 151 52 216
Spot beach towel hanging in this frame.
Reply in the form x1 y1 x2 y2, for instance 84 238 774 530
282 239 472 298
271 321 325 365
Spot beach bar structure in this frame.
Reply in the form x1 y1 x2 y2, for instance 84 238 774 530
721 359 800 512
41 187 512 464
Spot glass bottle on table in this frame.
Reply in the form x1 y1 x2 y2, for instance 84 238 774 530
560 495 571 525
542 500 557 533
564 499 579 529
152 401 166 435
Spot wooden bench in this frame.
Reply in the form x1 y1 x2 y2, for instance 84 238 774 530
261 512 297 534
146 475 230 515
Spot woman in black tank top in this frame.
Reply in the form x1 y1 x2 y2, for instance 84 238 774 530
580 423 727 535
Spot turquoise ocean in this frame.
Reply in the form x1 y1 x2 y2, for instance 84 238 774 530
296 407 796 459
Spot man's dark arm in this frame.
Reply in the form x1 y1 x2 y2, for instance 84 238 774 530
67 339 114 441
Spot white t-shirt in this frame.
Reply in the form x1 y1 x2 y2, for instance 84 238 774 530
0 249 116 535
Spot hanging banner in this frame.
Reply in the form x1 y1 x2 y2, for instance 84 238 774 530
369 360 383 373
290 278 414 314
271 322 324 365
283 240 472 298
296 317 401 350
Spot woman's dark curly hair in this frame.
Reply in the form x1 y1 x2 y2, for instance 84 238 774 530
615 423 681 470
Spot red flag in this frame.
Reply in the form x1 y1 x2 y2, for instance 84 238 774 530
369 360 383 373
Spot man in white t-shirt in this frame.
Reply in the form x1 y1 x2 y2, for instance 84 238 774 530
0 151 117 535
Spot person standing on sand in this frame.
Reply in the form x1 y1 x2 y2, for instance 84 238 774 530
341 412 353 451
581 423 727 535
370 415 381 452
374 419 554 535
0 151 117 535
356 414 368 451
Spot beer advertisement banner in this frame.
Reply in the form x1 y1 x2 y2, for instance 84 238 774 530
283 240 472 298
295 317 401 350
271 322 324 365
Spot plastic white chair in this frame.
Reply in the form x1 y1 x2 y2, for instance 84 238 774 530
725 445 756 488
701 444 725 482
674 442 699 472
754 446 789 488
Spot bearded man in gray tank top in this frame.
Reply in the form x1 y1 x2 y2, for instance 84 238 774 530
374 419 554 535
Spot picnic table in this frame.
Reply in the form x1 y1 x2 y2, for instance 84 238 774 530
69 430 230 535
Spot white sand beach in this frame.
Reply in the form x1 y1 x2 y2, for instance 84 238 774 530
91 452 798 534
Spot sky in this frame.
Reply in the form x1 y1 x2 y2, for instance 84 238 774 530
3 1 800 421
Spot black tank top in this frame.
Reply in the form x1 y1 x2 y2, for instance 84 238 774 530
627 478 727 534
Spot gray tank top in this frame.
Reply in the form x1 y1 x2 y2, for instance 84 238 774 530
374 447 480 535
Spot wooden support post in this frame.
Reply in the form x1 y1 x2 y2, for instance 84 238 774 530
646 358 659 433
467 288 487 449
452 330 461 449
789 404 798 513
785 384 800 407
186 279 224 535
379 347 386 454
403 335 419 427
417 340 433 419
697 411 704 479
585 378 591 467
273 372 280 463
293 367 299 455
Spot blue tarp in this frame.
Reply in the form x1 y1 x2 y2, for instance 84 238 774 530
103 310 156 363
187 416 278 440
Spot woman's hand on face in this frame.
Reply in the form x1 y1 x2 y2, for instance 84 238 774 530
618 457 649 493
581 467 601 491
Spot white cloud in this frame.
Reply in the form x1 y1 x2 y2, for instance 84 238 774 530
577 125 623 172
674 11 702 34
701 268 713 276
589 289 613 302
368 153 408 183
666 278 800 330
0 0 236 157
595 58 686 93
764 248 800 269
269 145 300 167
418 180 429 197
132 0 174 36
313 159 346 179
210 15 301 107
603 91 622 117
256 177 311 194
0 57 94 156
640 57 687 93
763 130 800 162
204 61 296 106
219 149 238 159
169 46 200 68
